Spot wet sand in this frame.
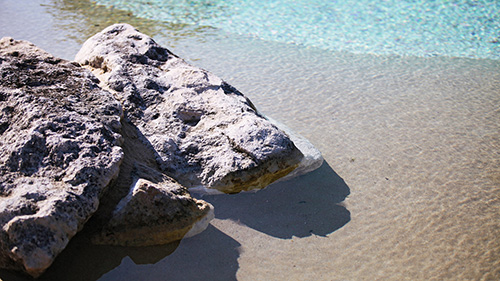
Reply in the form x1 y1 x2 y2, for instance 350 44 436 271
1 1 499 280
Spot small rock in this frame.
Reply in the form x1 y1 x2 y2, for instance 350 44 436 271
93 177 214 246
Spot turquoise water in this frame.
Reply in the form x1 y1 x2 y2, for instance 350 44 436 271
95 0 500 60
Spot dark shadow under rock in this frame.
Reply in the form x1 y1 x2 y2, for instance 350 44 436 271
200 162 350 239
0 224 240 281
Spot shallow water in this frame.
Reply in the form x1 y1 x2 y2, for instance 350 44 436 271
93 0 500 60
1 0 499 280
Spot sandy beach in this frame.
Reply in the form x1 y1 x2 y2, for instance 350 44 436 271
1 0 499 280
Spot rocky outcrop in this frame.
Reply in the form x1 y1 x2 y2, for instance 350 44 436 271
0 36 213 277
0 37 124 277
0 23 323 278
75 23 304 194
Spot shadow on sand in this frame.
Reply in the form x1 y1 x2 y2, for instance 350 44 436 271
0 224 240 281
201 161 351 239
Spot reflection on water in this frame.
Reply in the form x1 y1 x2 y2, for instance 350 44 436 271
45 0 217 46
0 0 218 60
93 0 500 60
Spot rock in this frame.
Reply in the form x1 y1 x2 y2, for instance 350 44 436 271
93 177 214 247
85 117 214 247
75 23 304 194
0 38 124 277
0 23 322 275
266 117 324 182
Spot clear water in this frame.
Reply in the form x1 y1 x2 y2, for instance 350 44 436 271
94 0 500 60
1 0 500 280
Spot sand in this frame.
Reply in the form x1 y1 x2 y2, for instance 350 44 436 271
1 0 499 280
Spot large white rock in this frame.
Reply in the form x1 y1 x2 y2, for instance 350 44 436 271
0 37 124 277
76 23 304 194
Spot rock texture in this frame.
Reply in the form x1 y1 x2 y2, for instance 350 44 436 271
0 38 124 277
84 117 214 247
75 23 304 194
94 177 214 246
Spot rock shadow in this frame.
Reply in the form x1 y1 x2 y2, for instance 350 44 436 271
201 161 351 238
0 225 240 281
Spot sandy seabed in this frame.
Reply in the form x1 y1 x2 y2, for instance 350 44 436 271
1 1 499 280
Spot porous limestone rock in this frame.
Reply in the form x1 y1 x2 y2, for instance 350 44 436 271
75 23 304 194
0 38 124 277
93 177 214 247
85 118 214 247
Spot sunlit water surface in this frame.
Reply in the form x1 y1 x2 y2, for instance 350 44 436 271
0 0 499 280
